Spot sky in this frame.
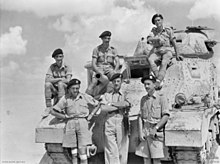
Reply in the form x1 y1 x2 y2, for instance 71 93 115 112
0 0 220 163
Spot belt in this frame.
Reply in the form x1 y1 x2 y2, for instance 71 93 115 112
67 116 87 120
108 110 120 114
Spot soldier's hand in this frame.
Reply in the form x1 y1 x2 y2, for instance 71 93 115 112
64 114 71 119
176 55 183 61
149 128 157 139
87 114 93 121
139 132 146 142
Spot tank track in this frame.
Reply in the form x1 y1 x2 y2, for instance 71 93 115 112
171 114 219 164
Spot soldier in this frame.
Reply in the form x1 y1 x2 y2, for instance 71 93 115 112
147 14 183 89
44 48 72 114
99 73 131 164
86 31 120 98
51 79 99 164
135 75 170 164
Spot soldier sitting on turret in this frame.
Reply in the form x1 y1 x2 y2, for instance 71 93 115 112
147 14 183 89
86 31 120 99
51 79 99 164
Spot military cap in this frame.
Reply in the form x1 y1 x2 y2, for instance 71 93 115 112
67 78 81 89
99 31 111 38
141 74 156 83
110 73 123 81
52 48 63 58
151 13 163 25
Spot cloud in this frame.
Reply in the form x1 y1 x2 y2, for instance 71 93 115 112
0 0 113 17
0 26 27 58
188 0 220 21
52 2 155 42
0 61 20 82
146 0 196 4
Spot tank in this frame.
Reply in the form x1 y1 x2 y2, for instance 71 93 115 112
35 26 220 164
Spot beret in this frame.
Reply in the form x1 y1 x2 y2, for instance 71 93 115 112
151 13 163 25
110 73 123 81
141 74 156 83
67 78 81 89
52 48 63 58
99 31 111 38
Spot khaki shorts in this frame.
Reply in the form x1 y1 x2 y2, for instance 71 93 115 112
135 122 165 159
62 118 92 148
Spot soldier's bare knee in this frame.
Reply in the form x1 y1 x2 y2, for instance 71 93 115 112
78 147 87 161
57 81 65 87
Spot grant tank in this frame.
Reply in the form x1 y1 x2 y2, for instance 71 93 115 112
35 26 220 164
161 26 220 164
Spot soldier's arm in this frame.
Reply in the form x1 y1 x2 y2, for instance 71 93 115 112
111 101 130 109
155 114 169 131
45 75 62 84
60 74 72 84
113 48 120 72
51 109 66 119
61 65 72 84
92 48 102 74
98 94 118 112
45 66 63 84
147 28 160 43
155 95 170 131
138 113 145 141
50 97 69 119
169 28 183 61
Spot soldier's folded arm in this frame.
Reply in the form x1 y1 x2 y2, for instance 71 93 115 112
50 96 68 119
110 100 130 109
45 74 62 84
60 74 72 84
100 104 118 112
51 108 66 119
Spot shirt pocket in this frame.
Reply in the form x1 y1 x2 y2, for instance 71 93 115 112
66 104 75 114
97 52 105 62
151 103 161 119
106 53 114 64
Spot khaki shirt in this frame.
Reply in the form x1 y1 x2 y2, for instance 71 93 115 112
140 91 170 124
148 26 175 48
46 62 72 78
101 91 130 107
54 93 99 118
92 45 118 67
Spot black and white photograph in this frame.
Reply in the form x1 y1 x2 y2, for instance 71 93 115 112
1 0 220 163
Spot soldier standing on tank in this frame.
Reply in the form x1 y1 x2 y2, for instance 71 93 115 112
51 78 99 164
43 48 72 117
135 75 170 164
99 73 131 164
86 31 120 99
147 14 183 89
